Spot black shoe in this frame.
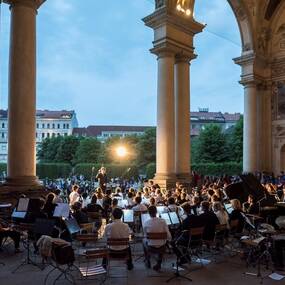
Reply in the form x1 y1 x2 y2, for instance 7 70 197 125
153 263 161 271
127 263 134 271
145 259 151 269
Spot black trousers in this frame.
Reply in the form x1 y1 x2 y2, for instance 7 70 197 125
0 230 20 249
273 239 285 268
143 239 165 265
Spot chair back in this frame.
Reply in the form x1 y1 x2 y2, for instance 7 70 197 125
107 238 129 247
146 232 168 240
80 222 94 233
215 224 227 232
85 248 108 260
230 219 239 229
87 212 102 220
75 233 98 242
190 227 204 236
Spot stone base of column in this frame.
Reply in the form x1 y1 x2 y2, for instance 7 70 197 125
4 176 40 187
0 176 46 205
153 173 177 190
0 183 47 206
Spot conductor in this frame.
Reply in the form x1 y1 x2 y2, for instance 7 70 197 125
96 166 108 193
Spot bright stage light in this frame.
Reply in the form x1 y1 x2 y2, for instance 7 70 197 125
116 146 127 158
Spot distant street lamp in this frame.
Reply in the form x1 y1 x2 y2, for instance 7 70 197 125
116 146 128 158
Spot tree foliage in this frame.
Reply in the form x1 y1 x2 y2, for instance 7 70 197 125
195 124 228 163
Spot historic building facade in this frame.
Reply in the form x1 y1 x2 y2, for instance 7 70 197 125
0 0 285 192
0 110 78 163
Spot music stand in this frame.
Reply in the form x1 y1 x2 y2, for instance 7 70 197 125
12 223 43 273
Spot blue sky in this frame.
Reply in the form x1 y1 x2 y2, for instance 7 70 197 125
0 0 242 127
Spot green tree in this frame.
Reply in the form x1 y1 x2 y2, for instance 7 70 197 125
227 116 243 162
55 136 81 164
37 136 63 162
73 137 102 164
196 124 228 163
136 127 156 168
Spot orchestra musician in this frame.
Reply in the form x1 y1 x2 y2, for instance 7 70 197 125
143 206 171 271
0 220 21 253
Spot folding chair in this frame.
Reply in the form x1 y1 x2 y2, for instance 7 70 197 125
145 232 168 273
78 248 108 284
106 238 131 279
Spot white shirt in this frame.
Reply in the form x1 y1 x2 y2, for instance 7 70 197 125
69 191 80 206
132 203 148 212
144 217 172 248
215 210 229 228
104 219 131 250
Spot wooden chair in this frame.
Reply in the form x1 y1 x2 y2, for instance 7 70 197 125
78 248 108 283
106 238 131 278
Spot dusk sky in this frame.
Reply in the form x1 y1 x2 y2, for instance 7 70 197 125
0 0 242 127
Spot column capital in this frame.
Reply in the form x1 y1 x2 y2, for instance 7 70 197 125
175 53 197 63
4 0 45 10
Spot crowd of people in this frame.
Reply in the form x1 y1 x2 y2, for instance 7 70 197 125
1 167 285 273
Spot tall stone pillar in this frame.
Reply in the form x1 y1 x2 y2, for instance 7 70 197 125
4 0 44 187
154 52 176 187
243 81 258 173
175 55 192 181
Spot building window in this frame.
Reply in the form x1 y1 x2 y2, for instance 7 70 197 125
42 123 45 129
2 123 5 128
1 133 4 138
57 133 60 137
47 133 50 138
52 133 55 137
52 123 55 129
47 123 50 129
63 124 66 129
64 133 68 136
42 133 45 138
57 124 60 129
36 123 39 129
66 124 69 129
36 133 38 138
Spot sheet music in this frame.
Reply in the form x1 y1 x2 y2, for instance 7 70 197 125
161 213 171 225
17 198 29 212
123 210 134 223
169 212 180 225
141 213 151 227
53 203 70 218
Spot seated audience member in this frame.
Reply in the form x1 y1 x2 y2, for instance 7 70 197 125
71 202 89 224
43 193 57 218
242 194 259 215
212 201 229 228
200 201 220 242
155 189 164 205
95 188 104 206
229 199 245 233
132 196 148 212
53 189 63 204
0 221 21 253
86 194 104 214
69 185 80 206
103 208 133 270
143 206 172 271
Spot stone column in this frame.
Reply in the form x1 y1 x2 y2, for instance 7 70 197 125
243 81 257 173
175 55 191 181
5 0 43 187
154 52 176 186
